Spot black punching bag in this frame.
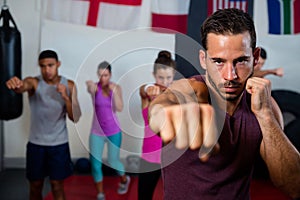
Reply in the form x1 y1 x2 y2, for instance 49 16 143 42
0 6 22 120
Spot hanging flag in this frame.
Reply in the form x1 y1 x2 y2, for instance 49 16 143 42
151 0 190 34
267 0 300 34
208 0 250 16
44 0 143 30
188 0 254 44
175 0 254 78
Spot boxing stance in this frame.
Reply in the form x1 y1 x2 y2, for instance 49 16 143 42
6 50 81 200
149 8 300 199
86 61 130 200
138 50 176 200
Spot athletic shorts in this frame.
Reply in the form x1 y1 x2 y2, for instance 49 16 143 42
26 142 73 181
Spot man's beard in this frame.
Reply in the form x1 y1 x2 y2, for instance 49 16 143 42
207 71 253 102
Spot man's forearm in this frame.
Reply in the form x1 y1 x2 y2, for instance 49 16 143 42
259 115 300 198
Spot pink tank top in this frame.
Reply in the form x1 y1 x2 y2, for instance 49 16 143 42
90 83 121 136
141 107 162 163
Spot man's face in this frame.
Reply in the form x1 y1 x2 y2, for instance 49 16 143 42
199 32 258 101
39 58 60 82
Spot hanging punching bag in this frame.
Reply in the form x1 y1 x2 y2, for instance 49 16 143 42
0 6 22 120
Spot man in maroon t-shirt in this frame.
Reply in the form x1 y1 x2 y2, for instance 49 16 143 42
149 8 300 200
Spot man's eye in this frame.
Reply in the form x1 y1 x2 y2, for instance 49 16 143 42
214 61 224 66
211 58 223 65
236 60 249 66
236 58 249 64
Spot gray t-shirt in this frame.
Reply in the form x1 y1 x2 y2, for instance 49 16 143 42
29 75 69 146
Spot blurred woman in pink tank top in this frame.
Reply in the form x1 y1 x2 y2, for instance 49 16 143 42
138 51 176 200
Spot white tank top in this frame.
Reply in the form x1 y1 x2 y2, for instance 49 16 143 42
29 75 69 146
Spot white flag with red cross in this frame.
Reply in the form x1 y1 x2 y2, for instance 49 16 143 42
44 0 143 30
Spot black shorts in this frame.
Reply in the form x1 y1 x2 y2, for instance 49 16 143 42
26 142 73 181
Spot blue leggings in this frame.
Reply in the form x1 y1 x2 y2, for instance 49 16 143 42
89 132 125 182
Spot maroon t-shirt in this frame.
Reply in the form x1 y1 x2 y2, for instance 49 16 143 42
161 75 262 200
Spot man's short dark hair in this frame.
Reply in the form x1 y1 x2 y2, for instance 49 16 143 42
260 47 267 59
201 8 256 51
38 50 58 61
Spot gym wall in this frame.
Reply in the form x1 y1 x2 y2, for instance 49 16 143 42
2 0 300 168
